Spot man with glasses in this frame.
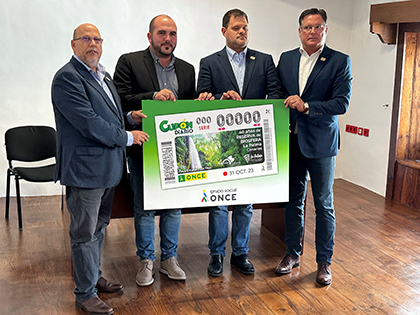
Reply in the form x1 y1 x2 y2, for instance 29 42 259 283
274 8 352 285
113 15 196 287
52 23 149 315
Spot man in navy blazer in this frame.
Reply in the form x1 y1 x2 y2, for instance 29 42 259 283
52 23 148 315
114 15 196 287
197 8 281 277
274 8 352 285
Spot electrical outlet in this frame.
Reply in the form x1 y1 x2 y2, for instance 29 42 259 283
345 124 369 137
363 128 369 137
346 124 358 134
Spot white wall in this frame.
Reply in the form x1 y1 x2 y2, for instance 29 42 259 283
0 0 402 197
336 0 407 196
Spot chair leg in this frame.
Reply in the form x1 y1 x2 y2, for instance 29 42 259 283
5 170 11 219
61 186 64 211
14 176 23 230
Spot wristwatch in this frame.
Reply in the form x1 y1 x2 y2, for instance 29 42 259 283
303 102 309 113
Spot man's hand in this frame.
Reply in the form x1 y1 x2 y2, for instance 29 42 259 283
222 90 242 101
284 95 306 112
196 92 215 101
131 130 149 145
154 89 176 102
131 110 147 123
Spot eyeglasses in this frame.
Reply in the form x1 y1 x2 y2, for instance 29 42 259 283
300 25 326 33
73 36 103 45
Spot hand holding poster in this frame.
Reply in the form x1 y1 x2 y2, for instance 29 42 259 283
142 100 289 210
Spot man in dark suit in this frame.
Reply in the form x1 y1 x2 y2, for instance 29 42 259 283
274 8 352 285
113 15 196 287
197 8 281 277
52 23 149 315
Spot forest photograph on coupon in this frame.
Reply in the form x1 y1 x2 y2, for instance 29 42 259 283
175 127 265 174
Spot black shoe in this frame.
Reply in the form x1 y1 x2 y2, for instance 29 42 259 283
208 254 223 277
231 254 255 275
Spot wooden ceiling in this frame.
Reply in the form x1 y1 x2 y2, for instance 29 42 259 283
370 0 420 44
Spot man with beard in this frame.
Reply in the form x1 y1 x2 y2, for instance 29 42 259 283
197 9 281 277
114 15 196 287
52 23 149 314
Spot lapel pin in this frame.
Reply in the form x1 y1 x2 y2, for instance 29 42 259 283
250 56 255 60
320 57 326 61
105 77 111 81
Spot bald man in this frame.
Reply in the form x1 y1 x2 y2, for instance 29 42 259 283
52 23 148 315
114 15 196 287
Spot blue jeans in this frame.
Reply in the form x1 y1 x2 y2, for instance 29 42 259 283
208 204 253 256
128 156 181 261
285 135 335 264
66 186 114 302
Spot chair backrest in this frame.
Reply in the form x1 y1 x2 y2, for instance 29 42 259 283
5 126 57 162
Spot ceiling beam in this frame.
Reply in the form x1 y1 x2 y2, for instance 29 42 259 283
370 1 420 45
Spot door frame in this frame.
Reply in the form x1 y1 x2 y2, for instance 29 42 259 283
386 22 420 199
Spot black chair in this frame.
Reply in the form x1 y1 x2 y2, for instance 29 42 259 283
4 126 59 229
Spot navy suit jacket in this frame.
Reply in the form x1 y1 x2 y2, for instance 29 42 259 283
52 57 127 188
277 45 352 159
113 48 196 159
197 47 281 99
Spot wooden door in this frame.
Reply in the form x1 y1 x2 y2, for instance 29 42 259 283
392 32 420 209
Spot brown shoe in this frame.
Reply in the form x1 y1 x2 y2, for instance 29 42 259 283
96 276 123 293
316 263 332 285
275 255 300 274
76 296 114 315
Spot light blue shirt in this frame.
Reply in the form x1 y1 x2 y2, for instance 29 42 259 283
226 46 247 96
73 55 133 146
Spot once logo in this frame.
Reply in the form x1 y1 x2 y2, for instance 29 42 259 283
178 172 207 182
209 193 237 202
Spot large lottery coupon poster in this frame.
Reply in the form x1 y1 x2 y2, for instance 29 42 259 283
142 100 289 210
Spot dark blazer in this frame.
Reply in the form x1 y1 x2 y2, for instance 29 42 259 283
197 47 281 100
51 57 127 188
113 48 196 158
277 45 352 159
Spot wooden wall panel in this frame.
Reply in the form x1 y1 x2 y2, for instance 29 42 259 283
387 23 420 200
410 33 420 161
397 32 416 160
393 160 420 209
